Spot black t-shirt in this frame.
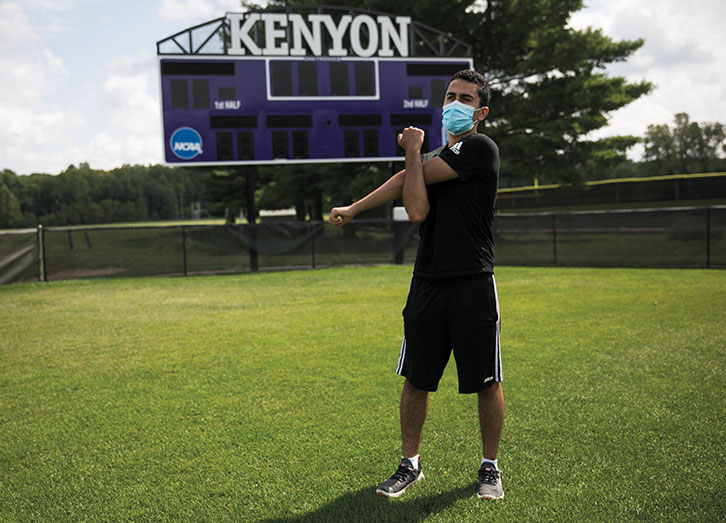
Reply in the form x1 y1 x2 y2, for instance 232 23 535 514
413 133 500 278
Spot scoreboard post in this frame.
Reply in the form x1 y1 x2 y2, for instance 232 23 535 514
157 6 473 167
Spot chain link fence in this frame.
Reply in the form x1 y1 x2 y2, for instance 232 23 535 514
2 206 725 285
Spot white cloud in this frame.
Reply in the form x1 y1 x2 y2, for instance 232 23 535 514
570 0 726 159
1 104 84 173
82 52 162 170
158 0 216 23
571 0 724 74
0 2 69 92
157 0 244 23
0 1 81 174
23 0 78 11
0 2 173 174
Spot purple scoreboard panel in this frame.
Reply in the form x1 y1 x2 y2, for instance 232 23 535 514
158 8 473 166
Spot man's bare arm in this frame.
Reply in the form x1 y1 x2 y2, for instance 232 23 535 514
329 169 405 226
328 152 460 227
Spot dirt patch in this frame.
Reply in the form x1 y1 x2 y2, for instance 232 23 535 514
48 267 128 280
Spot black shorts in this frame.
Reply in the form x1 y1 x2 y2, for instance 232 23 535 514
396 273 502 394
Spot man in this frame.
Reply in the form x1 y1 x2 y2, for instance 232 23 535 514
328 69 504 500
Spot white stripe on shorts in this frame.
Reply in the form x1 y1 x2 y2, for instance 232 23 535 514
396 275 415 375
396 336 406 375
493 275 502 382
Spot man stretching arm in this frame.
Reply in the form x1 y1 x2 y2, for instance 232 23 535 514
328 136 456 227
329 69 505 501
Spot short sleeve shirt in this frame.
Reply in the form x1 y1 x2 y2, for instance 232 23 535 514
413 133 500 278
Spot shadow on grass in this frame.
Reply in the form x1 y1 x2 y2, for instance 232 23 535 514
261 483 474 523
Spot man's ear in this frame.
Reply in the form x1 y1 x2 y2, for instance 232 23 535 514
478 107 490 121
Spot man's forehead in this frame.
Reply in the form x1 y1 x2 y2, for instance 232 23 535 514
445 79 479 97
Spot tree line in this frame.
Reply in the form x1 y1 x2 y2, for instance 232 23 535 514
0 161 392 228
0 164 206 228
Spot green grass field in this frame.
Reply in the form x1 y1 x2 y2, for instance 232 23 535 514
1 266 724 522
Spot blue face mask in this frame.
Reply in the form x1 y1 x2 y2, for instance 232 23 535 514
442 100 481 136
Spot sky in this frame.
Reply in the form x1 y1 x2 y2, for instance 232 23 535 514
1 0 725 175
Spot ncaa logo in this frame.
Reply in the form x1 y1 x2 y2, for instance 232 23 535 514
170 127 203 160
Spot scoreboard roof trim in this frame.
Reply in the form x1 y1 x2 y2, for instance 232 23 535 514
156 6 472 58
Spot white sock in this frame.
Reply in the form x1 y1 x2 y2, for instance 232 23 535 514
404 454 420 469
481 458 498 469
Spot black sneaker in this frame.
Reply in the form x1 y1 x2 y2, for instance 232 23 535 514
477 462 504 499
375 458 424 498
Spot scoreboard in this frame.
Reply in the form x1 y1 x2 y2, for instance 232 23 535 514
160 57 472 165
158 9 473 166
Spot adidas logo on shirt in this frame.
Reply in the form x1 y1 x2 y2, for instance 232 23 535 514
450 142 463 155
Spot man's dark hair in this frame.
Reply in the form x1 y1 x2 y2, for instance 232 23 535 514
449 69 490 108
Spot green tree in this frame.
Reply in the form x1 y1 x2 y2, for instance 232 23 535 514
256 165 324 221
0 169 21 194
204 167 259 223
2 164 210 227
318 162 394 219
0 170 24 227
0 182 23 228
255 162 391 221
459 0 651 185
643 113 726 175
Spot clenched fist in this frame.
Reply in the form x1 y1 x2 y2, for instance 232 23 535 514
397 126 425 152
328 206 354 227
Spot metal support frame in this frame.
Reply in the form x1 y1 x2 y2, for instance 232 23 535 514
181 226 188 276
245 167 259 272
37 224 46 282
552 213 558 266
706 207 711 268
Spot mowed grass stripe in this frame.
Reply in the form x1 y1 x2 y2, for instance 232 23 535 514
1 266 724 522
